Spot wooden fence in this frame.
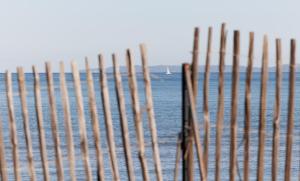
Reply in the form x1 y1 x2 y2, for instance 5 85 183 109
0 44 164 181
179 23 297 181
0 22 298 181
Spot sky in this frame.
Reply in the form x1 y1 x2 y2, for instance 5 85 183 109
0 0 298 72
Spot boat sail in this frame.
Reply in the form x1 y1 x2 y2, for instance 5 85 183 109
166 66 172 75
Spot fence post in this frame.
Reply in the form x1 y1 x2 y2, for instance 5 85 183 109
182 27 199 181
229 30 240 181
244 32 254 181
284 39 296 181
45 62 65 180
126 50 149 181
33 66 50 181
17 67 37 181
215 23 227 181
0 115 7 181
59 62 77 181
203 27 212 174
257 35 269 181
271 39 282 181
182 63 189 181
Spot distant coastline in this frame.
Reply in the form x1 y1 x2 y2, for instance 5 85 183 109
86 64 297 73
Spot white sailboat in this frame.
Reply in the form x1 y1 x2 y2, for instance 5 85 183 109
166 66 172 75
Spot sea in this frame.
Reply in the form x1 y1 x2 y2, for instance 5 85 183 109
0 71 300 180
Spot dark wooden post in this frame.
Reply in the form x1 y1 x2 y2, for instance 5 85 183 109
182 62 200 180
182 63 189 181
182 27 199 181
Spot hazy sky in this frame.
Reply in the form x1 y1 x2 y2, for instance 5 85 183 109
0 0 298 71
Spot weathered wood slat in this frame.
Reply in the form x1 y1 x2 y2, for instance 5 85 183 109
187 27 200 181
59 62 77 181
0 113 7 181
215 23 227 181
174 133 182 181
203 27 212 174
183 64 207 181
17 67 36 181
182 61 189 181
126 49 150 181
71 62 93 180
32 66 50 181
191 27 200 99
257 35 269 181
244 32 254 181
0 111 7 181
98 55 120 181
284 39 296 181
229 30 240 181
6 71 21 181
45 62 65 180
112 54 135 181
85 58 105 181
140 44 163 181
271 39 282 181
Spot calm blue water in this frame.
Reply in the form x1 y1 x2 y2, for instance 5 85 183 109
1 72 300 180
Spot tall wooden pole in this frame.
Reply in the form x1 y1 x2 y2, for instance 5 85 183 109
33 66 50 181
59 62 77 181
203 27 212 174
140 44 163 181
257 35 269 181
215 23 227 181
243 32 254 181
126 49 150 181
284 39 296 181
71 62 93 180
17 67 37 181
45 62 65 180
182 27 199 181
0 114 7 181
271 39 282 181
184 64 207 181
6 71 21 181
99 55 120 181
229 30 240 181
112 54 135 181
85 58 105 181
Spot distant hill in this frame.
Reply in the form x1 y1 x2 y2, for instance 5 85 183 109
87 64 298 73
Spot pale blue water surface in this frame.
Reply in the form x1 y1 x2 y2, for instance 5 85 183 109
0 72 300 180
